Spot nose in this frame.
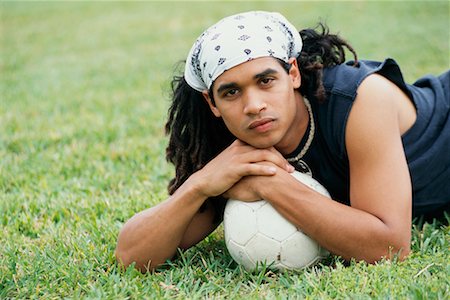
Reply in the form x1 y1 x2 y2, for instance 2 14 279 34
243 90 267 115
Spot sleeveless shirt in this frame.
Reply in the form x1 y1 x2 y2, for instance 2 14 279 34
289 59 450 219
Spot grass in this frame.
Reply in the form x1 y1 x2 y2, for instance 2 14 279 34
1 1 449 299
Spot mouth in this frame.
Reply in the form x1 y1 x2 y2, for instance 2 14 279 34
248 118 275 132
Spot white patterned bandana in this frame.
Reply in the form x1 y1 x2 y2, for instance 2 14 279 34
184 11 303 92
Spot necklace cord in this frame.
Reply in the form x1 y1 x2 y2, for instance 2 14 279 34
287 97 315 163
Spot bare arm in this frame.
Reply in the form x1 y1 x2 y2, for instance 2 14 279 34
115 179 215 272
115 140 294 271
229 74 413 262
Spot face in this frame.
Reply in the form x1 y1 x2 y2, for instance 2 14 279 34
202 57 305 154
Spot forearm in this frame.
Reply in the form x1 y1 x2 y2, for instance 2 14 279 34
261 174 411 263
114 141 304 271
115 178 210 271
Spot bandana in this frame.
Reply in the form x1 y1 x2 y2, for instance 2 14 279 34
184 11 303 92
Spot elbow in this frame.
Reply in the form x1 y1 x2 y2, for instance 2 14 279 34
115 228 131 268
367 233 411 264
115 246 156 273
386 228 412 262
371 245 411 264
391 239 411 261
115 233 154 273
115 244 133 270
115 230 167 273
371 220 412 263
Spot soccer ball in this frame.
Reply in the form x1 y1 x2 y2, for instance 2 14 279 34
223 171 330 271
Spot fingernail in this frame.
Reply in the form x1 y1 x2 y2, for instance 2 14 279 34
287 164 295 172
269 167 277 174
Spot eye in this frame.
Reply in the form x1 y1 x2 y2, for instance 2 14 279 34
224 88 239 98
260 77 274 86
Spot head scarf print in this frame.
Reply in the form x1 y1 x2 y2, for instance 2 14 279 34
184 11 303 92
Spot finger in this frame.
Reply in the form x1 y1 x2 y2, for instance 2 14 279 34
223 141 293 174
236 162 278 177
266 147 295 172
240 149 293 172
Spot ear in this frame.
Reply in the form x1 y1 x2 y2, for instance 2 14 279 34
288 57 301 89
202 90 222 118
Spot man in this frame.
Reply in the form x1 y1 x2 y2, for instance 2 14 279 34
115 11 449 272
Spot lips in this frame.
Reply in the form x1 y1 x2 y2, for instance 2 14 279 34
248 118 275 130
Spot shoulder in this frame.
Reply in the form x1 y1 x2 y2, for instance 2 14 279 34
323 58 412 142
322 59 410 98
314 59 411 159
358 72 404 99
346 72 408 155
353 73 402 121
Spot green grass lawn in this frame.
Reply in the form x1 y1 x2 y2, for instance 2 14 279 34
1 1 449 299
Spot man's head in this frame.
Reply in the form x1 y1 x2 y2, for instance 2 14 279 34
201 56 303 152
184 11 302 93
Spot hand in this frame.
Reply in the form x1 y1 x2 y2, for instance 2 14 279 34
191 140 294 198
223 162 286 201
222 173 266 202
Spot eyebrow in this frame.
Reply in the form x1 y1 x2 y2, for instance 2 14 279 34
216 82 239 95
254 68 279 80
215 68 280 95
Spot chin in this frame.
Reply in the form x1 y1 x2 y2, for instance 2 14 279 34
245 137 280 149
249 143 273 149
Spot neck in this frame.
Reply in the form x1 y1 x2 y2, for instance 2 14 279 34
276 93 310 156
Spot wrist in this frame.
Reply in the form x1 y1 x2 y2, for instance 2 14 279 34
185 171 212 200
257 170 290 201
256 175 275 201
167 174 210 213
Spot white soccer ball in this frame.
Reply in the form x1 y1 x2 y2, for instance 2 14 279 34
224 171 330 271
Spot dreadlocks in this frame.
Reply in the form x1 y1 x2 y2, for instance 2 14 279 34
165 76 234 195
298 23 358 102
165 22 358 197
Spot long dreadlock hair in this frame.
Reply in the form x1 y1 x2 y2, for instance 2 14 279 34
298 23 358 102
165 75 234 196
164 23 358 217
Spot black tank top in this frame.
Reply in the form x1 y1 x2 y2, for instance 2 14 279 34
288 59 450 218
